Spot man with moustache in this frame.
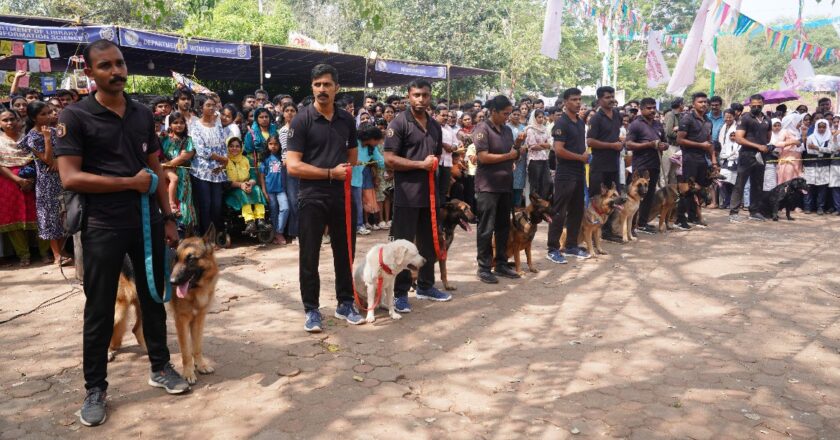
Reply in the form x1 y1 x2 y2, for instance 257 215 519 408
675 92 715 230
286 64 364 332
384 79 452 311
729 94 772 223
626 97 668 234
54 39 189 427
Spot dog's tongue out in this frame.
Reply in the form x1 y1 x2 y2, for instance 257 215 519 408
176 282 189 299
460 219 472 232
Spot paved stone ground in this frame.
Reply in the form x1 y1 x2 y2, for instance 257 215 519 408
2 209 840 439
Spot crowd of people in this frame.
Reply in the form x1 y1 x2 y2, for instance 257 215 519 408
3 38 840 427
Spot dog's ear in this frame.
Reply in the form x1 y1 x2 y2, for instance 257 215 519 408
609 181 617 192
184 223 195 238
642 170 650 180
203 223 216 249
529 191 539 204
393 245 408 266
600 182 608 195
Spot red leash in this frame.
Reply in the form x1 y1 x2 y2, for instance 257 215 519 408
428 162 447 262
344 168 387 312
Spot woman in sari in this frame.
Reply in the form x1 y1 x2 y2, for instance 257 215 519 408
777 112 805 185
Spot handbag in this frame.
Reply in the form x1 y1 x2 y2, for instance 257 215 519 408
59 190 87 235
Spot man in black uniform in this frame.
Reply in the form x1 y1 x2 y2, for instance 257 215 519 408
286 64 364 333
546 88 591 264
676 92 715 230
472 95 525 284
730 94 772 223
626 97 668 234
586 86 624 242
54 39 189 428
384 79 452 311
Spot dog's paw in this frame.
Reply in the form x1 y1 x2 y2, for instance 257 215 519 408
529 267 539 273
444 284 457 291
183 369 198 385
787 217 795 221
630 236 638 241
365 314 376 324
389 311 402 320
597 250 608 255
107 350 117 362
196 363 214 375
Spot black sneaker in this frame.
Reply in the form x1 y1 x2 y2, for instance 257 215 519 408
477 269 498 284
148 363 191 394
244 221 257 234
749 213 767 222
689 219 708 228
79 387 107 427
601 233 624 243
637 224 657 235
674 221 692 231
817 209 825 216
493 264 521 279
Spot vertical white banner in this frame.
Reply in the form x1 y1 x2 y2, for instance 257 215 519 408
646 31 671 88
780 58 815 90
540 0 564 60
667 0 714 95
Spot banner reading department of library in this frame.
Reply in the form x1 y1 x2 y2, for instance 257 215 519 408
119 28 251 60
0 22 117 44
374 60 447 79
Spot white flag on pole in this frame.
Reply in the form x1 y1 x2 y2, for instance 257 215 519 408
780 58 815 90
646 31 671 88
666 0 714 96
540 0 564 60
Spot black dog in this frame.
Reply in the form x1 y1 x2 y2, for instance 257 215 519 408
760 177 808 221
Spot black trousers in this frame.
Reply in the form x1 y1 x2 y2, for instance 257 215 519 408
528 160 551 199
298 193 356 312
547 179 585 250
637 168 661 225
475 192 512 270
678 158 709 222
438 166 451 201
464 175 477 213
588 169 619 197
191 177 224 236
391 206 438 296
729 155 764 216
82 223 170 391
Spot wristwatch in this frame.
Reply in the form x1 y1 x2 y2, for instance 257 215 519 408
163 212 178 223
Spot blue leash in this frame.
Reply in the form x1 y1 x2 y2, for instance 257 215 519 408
142 168 172 303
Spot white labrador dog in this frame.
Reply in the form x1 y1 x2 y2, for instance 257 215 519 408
353 239 426 323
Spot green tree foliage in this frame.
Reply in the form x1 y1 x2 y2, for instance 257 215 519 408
182 0 294 45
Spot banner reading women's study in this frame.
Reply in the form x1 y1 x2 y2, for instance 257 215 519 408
118 28 251 60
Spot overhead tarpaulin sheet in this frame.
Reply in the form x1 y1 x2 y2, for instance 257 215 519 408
0 22 117 43
374 59 447 79
119 28 251 60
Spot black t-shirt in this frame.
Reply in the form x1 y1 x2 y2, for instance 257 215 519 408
287 104 357 199
383 111 443 207
553 113 586 180
473 120 515 193
586 108 622 172
626 118 664 171
678 111 712 161
736 112 771 153
53 92 162 230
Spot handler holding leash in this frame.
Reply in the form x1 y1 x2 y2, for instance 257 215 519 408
286 64 364 332
54 39 189 428
384 79 452 312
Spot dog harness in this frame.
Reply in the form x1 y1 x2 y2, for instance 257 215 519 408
142 168 173 303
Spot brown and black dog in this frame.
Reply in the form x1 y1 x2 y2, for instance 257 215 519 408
506 192 553 274
648 178 701 232
108 225 220 385
438 199 475 290
575 183 624 257
617 171 650 243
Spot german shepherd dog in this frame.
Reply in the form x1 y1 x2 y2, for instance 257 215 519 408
438 199 476 290
506 192 553 274
617 171 650 243
648 178 701 232
108 225 220 385
760 177 808 221
577 183 623 256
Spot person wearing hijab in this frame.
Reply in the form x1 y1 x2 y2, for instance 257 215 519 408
765 118 798 192
828 122 840 216
777 112 805 185
804 119 832 214
525 109 552 199
717 109 740 209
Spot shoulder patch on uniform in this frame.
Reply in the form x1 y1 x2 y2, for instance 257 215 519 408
475 132 484 141
287 128 294 138
553 127 562 137
55 123 67 138
386 128 395 138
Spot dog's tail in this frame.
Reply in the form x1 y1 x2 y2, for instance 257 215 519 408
121 255 135 282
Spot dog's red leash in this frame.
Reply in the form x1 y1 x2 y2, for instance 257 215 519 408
428 162 447 262
344 169 385 312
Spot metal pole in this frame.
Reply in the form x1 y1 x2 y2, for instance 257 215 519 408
709 36 718 96
446 61 451 104
259 43 264 89
612 38 618 87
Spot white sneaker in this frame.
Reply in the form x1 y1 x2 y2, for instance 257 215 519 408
377 221 388 230
357 227 371 236
368 223 380 231
322 235 331 244
386 220 392 228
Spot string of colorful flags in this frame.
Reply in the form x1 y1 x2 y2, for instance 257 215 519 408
564 0 839 63
0 40 62 95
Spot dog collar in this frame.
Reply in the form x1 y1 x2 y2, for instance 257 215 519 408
379 247 394 275
592 204 608 217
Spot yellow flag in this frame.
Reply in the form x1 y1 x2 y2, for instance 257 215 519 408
35 43 46 58
0 40 10 56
